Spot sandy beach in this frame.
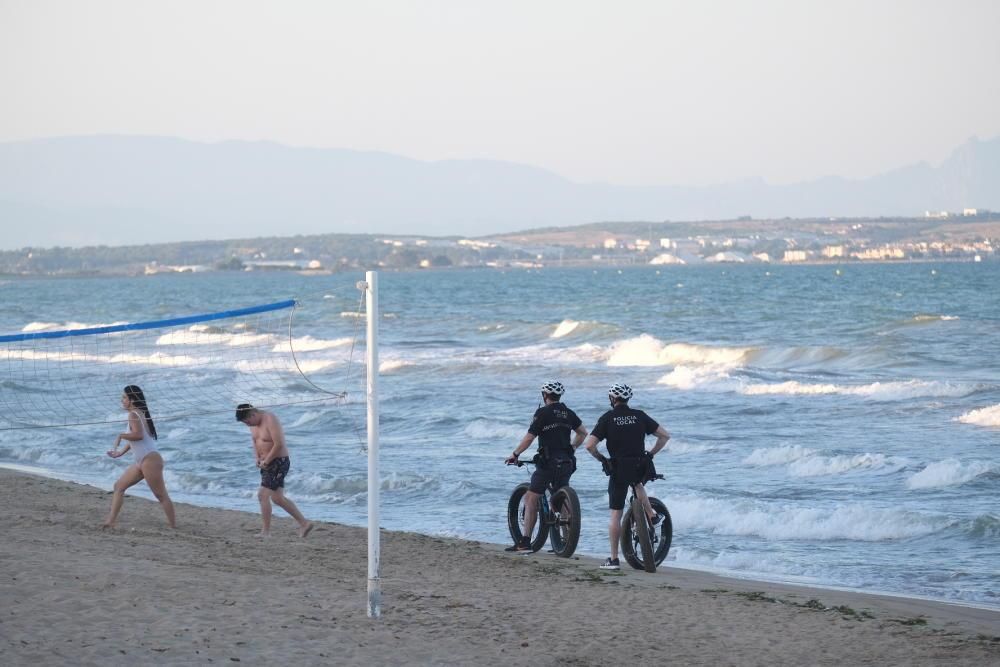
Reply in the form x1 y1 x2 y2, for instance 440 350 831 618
1 468 997 666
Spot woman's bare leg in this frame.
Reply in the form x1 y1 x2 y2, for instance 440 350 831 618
141 453 176 528
103 465 144 528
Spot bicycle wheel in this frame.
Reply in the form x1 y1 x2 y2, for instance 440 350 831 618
620 497 656 571
506 483 546 552
621 497 672 569
649 498 672 566
548 486 581 558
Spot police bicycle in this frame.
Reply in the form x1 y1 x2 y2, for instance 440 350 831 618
615 458 673 573
506 453 582 558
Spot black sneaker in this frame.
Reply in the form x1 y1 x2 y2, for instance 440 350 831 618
649 514 663 527
599 557 620 570
505 539 532 553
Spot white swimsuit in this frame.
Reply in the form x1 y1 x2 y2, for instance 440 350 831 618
128 410 158 465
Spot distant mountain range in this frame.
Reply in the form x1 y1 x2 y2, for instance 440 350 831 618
0 134 998 250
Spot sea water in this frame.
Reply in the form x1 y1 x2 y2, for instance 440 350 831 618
0 262 997 607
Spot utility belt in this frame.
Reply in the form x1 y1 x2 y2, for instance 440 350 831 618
609 455 655 485
537 448 577 473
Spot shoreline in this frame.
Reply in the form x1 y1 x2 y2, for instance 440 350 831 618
2 468 998 665
5 461 993 614
3 461 997 616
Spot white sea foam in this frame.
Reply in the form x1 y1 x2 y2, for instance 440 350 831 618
788 452 905 477
657 365 736 391
21 321 61 332
666 440 719 455
20 320 129 333
157 329 274 346
741 379 975 401
743 445 817 466
272 335 353 352
8 348 203 367
551 319 580 338
956 404 1000 427
906 459 996 490
379 359 412 373
744 446 905 476
293 471 439 499
463 419 526 441
606 335 752 368
669 494 947 541
912 314 960 323
291 410 325 427
163 470 252 497
670 546 815 579
340 311 364 318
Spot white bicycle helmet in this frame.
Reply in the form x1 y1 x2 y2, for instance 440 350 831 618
540 380 565 396
608 382 633 401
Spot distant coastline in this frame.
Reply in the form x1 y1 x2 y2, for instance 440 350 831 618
0 213 996 277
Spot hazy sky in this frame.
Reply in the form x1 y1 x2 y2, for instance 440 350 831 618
2 0 998 186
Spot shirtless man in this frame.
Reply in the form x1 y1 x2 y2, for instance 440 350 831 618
236 403 314 538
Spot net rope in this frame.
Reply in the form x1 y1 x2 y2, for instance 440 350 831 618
0 289 367 431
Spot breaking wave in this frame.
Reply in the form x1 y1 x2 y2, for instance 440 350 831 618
956 404 1000 427
670 494 949 541
906 459 996 490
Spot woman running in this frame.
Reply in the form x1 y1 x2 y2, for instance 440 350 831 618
102 385 176 529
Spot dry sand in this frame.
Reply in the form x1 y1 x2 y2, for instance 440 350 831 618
1 468 997 666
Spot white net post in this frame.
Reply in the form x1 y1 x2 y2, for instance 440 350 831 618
362 271 381 618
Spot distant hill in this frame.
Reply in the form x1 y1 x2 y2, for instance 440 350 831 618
0 134 998 250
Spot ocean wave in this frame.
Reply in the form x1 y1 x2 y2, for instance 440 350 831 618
463 419 526 442
906 459 996 490
293 471 440 499
273 335 354 353
911 314 960 323
157 329 273 347
20 320 129 333
745 446 908 477
669 546 815 579
741 379 977 401
9 348 204 367
956 404 1000 427
606 335 752 368
290 410 327 428
164 470 249 497
551 319 581 338
743 445 817 466
968 514 1000 539
657 365 737 391
787 453 907 477
670 494 948 541
666 440 720 455
379 359 413 374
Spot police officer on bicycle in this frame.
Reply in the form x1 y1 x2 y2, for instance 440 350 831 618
504 381 588 553
583 382 670 570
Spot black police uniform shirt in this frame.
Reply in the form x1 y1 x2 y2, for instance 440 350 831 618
528 402 582 462
590 404 659 459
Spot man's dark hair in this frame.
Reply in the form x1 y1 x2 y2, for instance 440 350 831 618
235 403 255 422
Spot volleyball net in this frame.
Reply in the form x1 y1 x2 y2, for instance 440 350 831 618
0 295 365 430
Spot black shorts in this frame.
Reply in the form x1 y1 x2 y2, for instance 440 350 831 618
529 458 575 495
607 457 649 510
260 456 290 490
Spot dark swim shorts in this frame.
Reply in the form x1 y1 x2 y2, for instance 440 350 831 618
260 456 290 490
